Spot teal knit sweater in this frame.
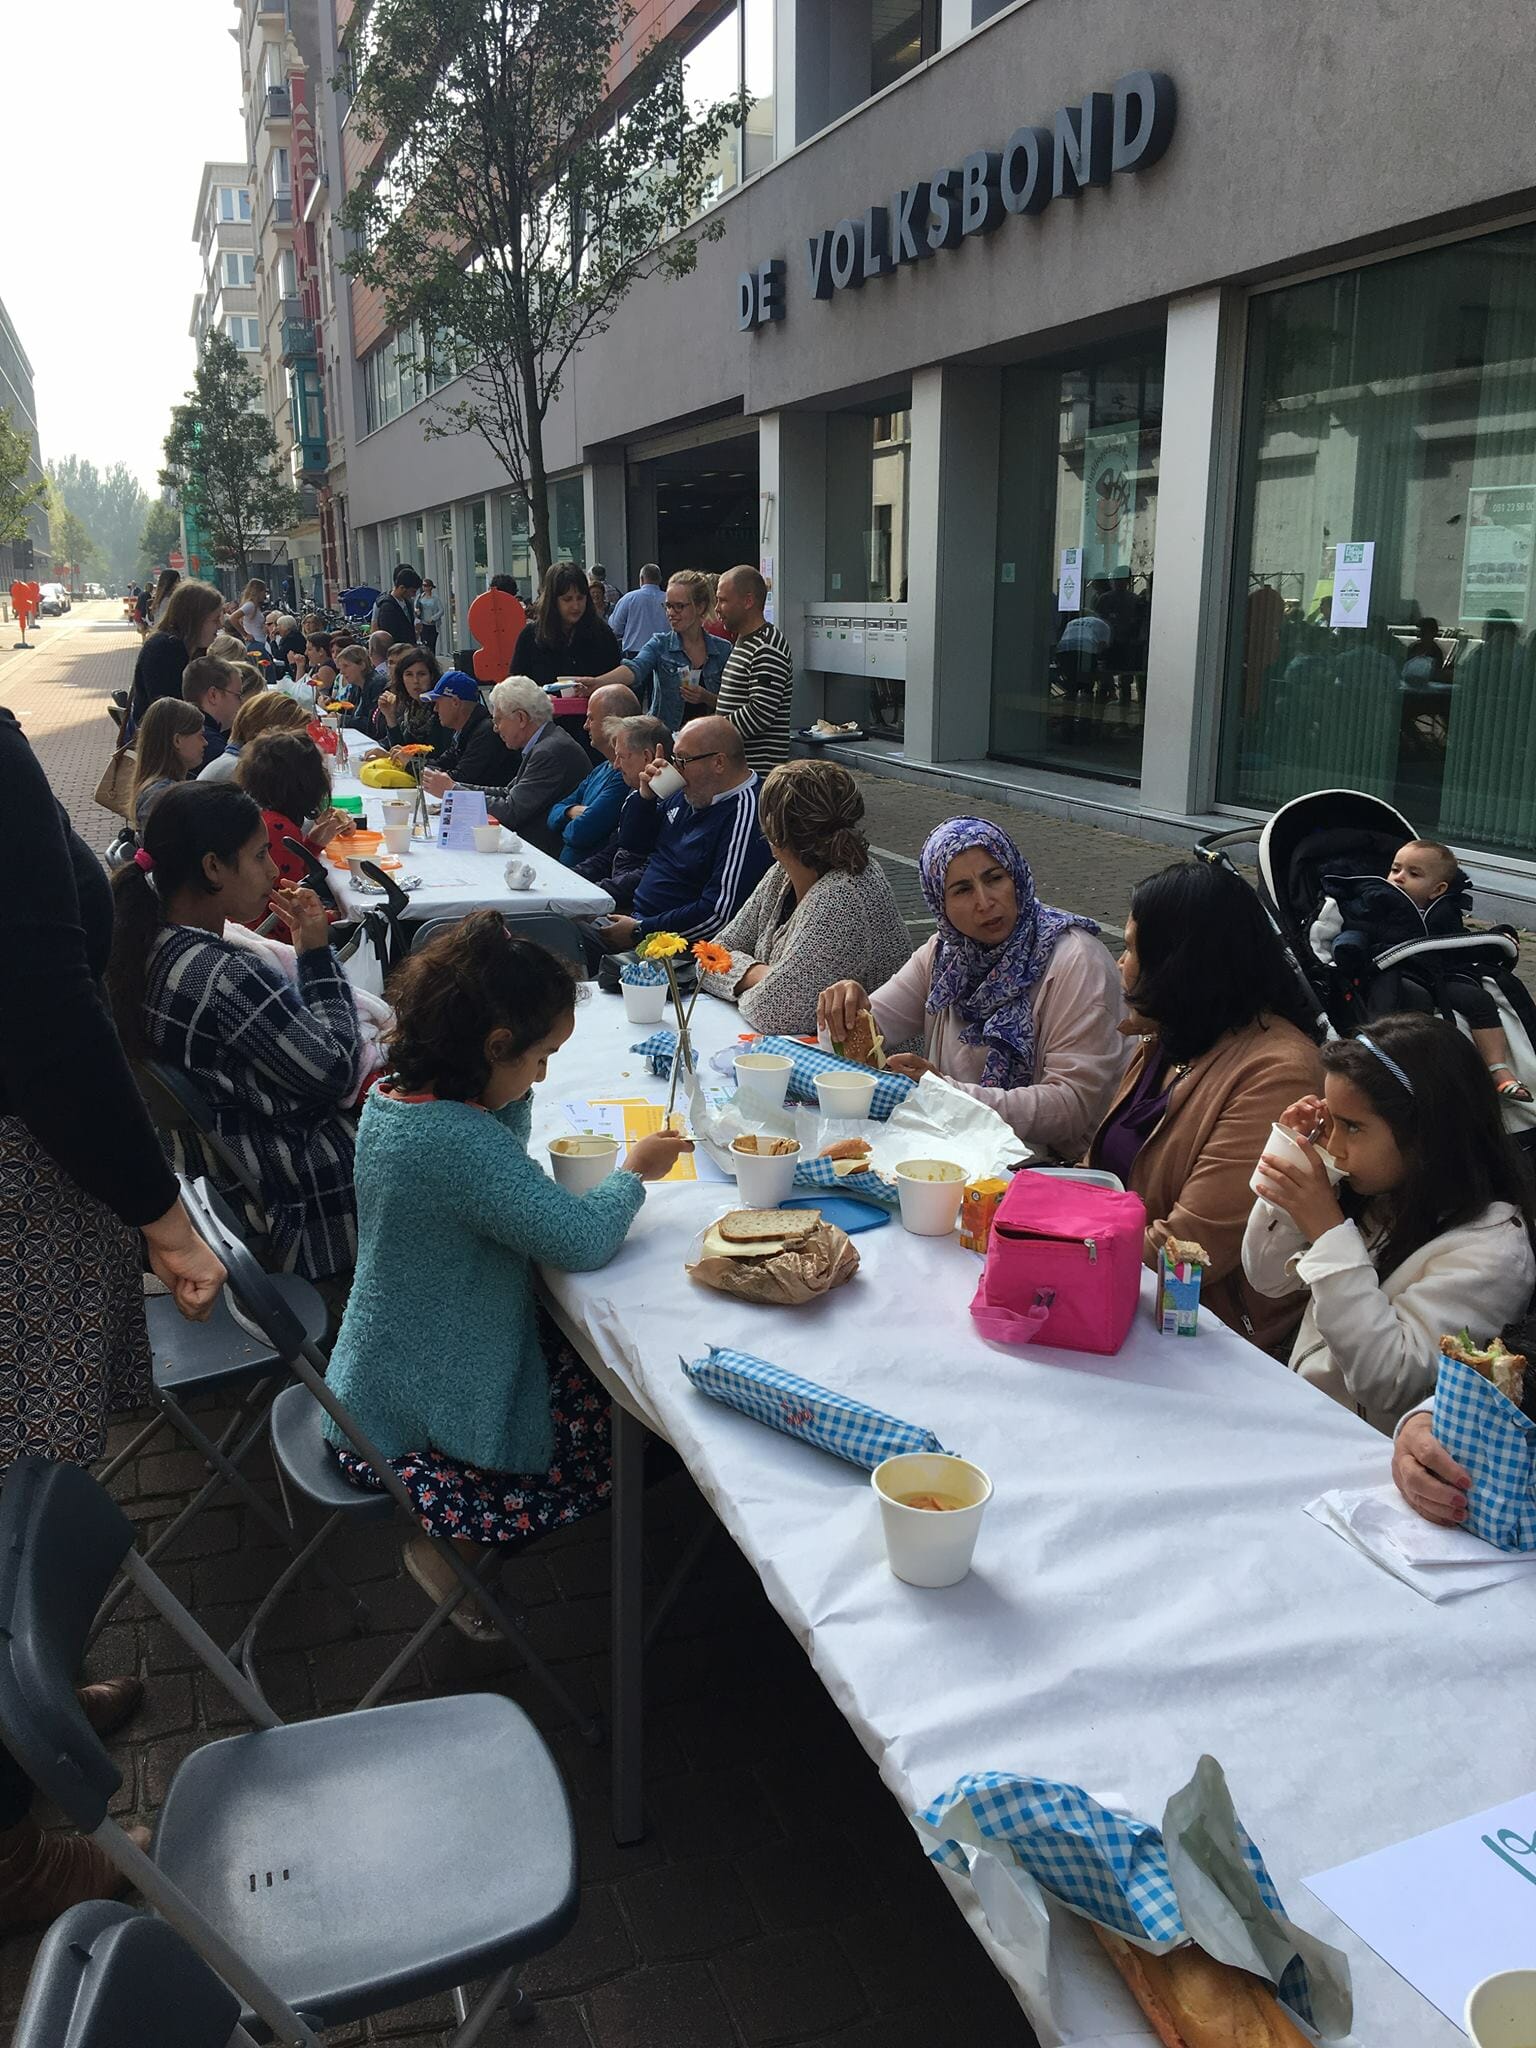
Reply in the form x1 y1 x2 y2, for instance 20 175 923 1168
322 1088 645 1474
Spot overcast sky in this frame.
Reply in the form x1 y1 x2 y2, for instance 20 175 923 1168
2 2 245 493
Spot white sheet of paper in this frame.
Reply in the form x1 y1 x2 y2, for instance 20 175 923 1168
1332 540 1376 628
1305 1788 1536 2026
1059 546 1082 611
561 1100 625 1141
438 787 488 848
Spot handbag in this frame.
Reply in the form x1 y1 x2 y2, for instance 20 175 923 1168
93 742 137 820
970 1172 1147 1356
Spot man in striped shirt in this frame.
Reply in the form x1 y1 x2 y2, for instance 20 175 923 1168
712 565 795 772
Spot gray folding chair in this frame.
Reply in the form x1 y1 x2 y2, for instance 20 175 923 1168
180 1179 603 1742
410 910 589 973
15 1902 256 2048
0 1457 578 2045
134 1058 270 1234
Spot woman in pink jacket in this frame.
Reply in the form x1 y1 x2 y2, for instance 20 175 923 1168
818 816 1125 1160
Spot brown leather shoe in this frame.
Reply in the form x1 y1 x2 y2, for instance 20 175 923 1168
75 1676 144 1741
0 1818 152 1930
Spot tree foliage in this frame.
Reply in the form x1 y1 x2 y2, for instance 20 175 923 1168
340 0 747 575
47 455 150 586
140 496 182 576
45 480 99 583
160 333 299 580
0 408 46 551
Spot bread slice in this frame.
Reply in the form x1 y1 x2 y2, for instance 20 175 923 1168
834 1011 886 1069
701 1224 793 1260
718 1208 818 1246
1094 1928 1312 2048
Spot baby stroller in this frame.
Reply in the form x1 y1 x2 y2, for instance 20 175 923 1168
1198 789 1536 1136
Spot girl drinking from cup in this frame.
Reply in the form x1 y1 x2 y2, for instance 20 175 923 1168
1243 1012 1536 1432
324 911 690 1636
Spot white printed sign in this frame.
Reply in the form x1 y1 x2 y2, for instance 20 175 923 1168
1058 547 1083 613
437 787 488 848
1331 540 1375 628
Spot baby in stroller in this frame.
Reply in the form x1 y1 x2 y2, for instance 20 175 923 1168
1311 838 1533 1101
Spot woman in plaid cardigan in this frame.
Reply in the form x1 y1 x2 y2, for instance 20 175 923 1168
107 783 361 1290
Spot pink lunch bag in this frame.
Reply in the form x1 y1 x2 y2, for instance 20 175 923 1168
969 1172 1147 1356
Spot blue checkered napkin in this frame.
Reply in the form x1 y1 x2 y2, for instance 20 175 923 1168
1433 1352 1536 1551
752 1036 914 1121
620 959 668 986
681 1347 947 1469
630 1028 690 1079
791 1153 897 1207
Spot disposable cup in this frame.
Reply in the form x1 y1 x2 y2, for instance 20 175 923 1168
894 1158 966 1236
381 823 411 855
730 1136 801 1207
648 763 685 801
549 1135 620 1193
1466 1969 1536 2047
380 801 410 829
735 1051 793 1113
816 1070 877 1120
345 855 374 884
472 823 503 854
622 980 668 1025
872 1453 993 1588
1250 1119 1347 1197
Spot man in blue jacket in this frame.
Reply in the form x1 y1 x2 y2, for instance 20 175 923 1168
547 682 638 867
599 715 771 947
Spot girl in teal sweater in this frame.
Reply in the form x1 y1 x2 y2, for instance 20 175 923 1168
325 909 689 1636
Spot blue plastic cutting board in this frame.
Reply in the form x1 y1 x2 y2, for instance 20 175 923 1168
781 1193 890 1233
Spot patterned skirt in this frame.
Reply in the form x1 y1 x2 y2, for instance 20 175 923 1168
0 1116 152 1468
331 1313 612 1547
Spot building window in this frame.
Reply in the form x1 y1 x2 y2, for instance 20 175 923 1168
271 147 290 198
278 249 298 298
496 493 534 593
551 477 586 565
990 344 1164 785
826 397 911 604
681 0 776 213
217 185 250 221
870 0 939 95
1220 222 1536 856
222 251 256 288
226 314 261 351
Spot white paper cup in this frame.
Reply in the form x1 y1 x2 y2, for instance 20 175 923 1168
816 1069 877 1120
894 1158 967 1236
380 801 410 828
735 1051 793 1113
1466 1969 1536 2047
1250 1120 1347 1197
730 1136 801 1207
345 854 373 884
549 1135 620 1193
471 822 502 853
872 1453 992 1588
381 823 411 854
647 762 685 801
622 980 668 1024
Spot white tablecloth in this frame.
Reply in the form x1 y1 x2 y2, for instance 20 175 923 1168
326 726 612 921
531 990 1536 2046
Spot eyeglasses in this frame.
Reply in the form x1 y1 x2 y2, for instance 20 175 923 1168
663 598 693 613
673 748 722 768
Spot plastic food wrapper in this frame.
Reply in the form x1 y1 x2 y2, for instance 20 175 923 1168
1303 1481 1536 1601
680 1345 948 1469
1432 1350 1536 1551
1155 1247 1205 1337
685 1216 861 1305
912 1754 1353 2043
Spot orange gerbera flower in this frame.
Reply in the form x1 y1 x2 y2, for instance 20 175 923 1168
692 940 732 975
396 742 435 756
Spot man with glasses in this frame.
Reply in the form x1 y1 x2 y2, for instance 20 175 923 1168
597 715 771 950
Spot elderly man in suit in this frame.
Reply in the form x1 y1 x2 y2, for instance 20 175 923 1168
421 673 591 857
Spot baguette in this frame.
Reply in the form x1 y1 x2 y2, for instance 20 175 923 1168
1094 1927 1312 2048
1440 1330 1527 1406
818 1137 873 1178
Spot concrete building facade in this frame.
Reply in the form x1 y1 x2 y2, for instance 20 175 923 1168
0 296 51 588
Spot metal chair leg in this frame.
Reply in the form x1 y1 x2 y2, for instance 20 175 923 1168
610 1401 647 1844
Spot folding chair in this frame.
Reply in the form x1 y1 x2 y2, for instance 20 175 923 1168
15 1901 256 2048
180 1179 604 1742
134 1059 268 1224
410 910 589 974
0 1458 577 2046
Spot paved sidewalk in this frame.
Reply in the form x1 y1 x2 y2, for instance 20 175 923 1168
0 605 138 856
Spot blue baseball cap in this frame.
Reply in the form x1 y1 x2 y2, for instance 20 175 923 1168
422 669 479 704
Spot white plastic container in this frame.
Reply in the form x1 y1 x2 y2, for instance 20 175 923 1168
1465 1969 1536 2047
1249 1119 1347 1197
815 1069 877 1120
730 1136 801 1207
735 1051 793 1113
894 1158 966 1236
872 1453 993 1588
622 980 668 1025
548 1135 620 1193
472 823 502 854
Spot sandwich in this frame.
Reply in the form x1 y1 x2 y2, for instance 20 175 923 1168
1441 1330 1527 1407
1095 1927 1312 2048
699 1208 821 1262
832 1011 886 1070
818 1138 873 1177
1162 1236 1210 1269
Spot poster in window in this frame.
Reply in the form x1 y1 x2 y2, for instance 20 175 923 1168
1460 485 1534 625
1331 541 1375 629
1080 425 1137 587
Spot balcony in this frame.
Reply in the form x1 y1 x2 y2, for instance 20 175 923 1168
293 484 321 521
267 189 293 230
290 442 329 489
280 304 316 363
264 84 290 125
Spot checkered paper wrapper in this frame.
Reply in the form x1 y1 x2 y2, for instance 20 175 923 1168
630 1028 695 1080
1432 1351 1536 1550
912 1754 1352 2041
620 959 668 987
680 1346 947 1469
751 1036 915 1121
790 1152 897 1207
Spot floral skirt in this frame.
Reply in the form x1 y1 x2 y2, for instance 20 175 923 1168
0 1116 152 1469
331 1315 612 1547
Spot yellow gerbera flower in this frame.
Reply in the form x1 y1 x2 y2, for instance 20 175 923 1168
637 930 687 960
691 940 732 975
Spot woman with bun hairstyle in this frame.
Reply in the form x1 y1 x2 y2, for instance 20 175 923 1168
698 759 911 1036
1245 1011 1536 1433
323 911 691 1635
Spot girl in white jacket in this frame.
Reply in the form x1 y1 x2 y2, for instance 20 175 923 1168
1243 1013 1536 1433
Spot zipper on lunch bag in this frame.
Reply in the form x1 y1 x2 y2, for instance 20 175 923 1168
995 1227 1098 1263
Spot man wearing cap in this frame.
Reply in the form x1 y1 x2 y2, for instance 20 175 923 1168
421 669 523 785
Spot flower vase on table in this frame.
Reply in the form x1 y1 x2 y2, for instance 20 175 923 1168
393 744 436 841
633 934 734 1118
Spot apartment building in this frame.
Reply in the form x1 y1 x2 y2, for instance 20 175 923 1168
189 163 260 360
0 294 50 588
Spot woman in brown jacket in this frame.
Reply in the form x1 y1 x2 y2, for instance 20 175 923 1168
1088 860 1324 1350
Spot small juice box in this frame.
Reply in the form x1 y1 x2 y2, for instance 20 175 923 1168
1155 1247 1205 1335
959 1177 1008 1254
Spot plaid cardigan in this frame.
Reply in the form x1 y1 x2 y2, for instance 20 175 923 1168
143 925 361 1279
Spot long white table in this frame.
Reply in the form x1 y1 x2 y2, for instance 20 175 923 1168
324 725 613 922
530 988 1536 2047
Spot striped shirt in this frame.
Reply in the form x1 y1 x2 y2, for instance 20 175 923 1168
715 623 794 772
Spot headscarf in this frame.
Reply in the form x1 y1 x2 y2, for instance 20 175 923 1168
919 816 1098 1089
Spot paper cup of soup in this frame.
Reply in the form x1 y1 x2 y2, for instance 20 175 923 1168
872 1453 992 1587
622 979 668 1025
735 1051 793 1113
472 823 503 854
1249 1120 1347 1197
381 823 411 855
730 1135 801 1206
816 1069 877 1120
647 762 685 802
549 1134 620 1193
894 1158 966 1236
1466 1970 1536 2047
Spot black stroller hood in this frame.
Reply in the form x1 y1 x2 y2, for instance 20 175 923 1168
1258 789 1418 953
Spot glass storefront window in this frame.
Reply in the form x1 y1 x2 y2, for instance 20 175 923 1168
1221 223 1536 855
497 493 534 594
990 345 1163 784
826 398 911 602
471 498 488 589
551 476 586 566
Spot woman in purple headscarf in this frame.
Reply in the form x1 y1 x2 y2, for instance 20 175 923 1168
818 816 1126 1158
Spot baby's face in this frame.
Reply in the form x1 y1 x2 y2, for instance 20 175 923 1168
1388 845 1449 906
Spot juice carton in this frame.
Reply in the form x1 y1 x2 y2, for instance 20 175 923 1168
1155 1247 1204 1336
959 1177 1008 1255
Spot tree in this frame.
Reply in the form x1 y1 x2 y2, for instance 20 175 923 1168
48 455 151 586
140 496 182 576
340 0 747 576
45 479 99 587
160 333 299 581
0 408 46 554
